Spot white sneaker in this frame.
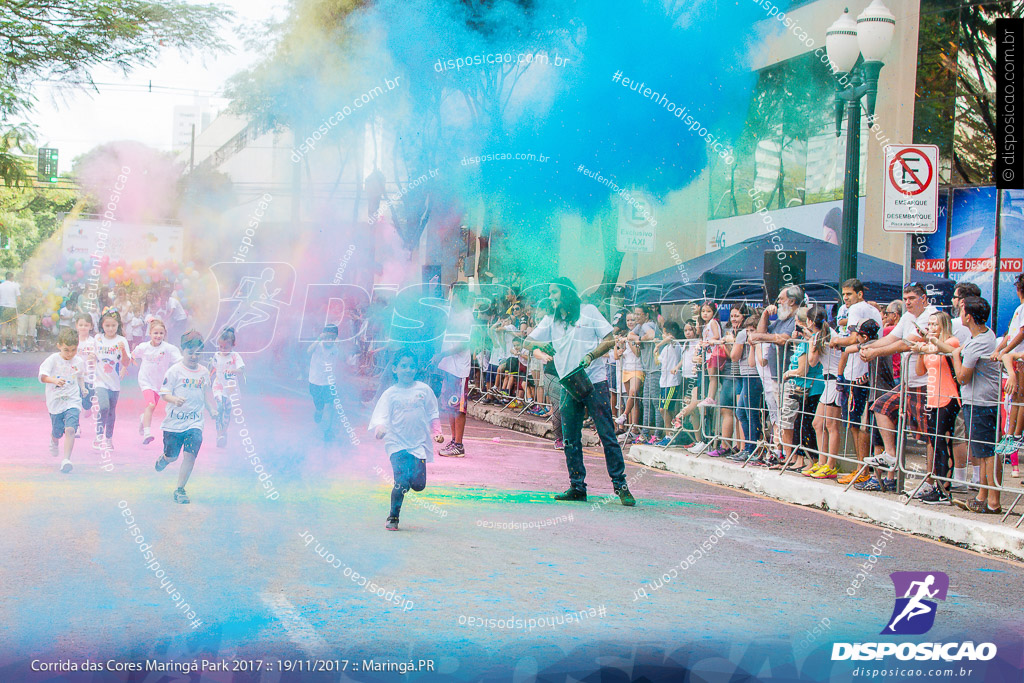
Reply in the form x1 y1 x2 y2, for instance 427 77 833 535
142 429 154 445
50 441 59 457
614 414 627 426
60 458 73 473
698 397 716 408
865 451 896 469
687 441 707 454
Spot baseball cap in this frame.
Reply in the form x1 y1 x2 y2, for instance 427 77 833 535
851 319 880 340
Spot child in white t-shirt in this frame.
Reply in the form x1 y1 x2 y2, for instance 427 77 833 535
133 318 182 445
39 328 87 473
74 313 97 422
654 322 683 445
368 349 444 531
308 324 340 441
210 327 245 448
93 310 132 451
155 330 216 504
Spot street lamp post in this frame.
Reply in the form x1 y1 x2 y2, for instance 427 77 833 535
826 1 896 284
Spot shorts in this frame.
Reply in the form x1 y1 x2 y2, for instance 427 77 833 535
821 378 840 407
846 384 870 426
163 428 203 460
17 314 37 337
142 389 161 407
499 357 521 374
718 376 738 409
623 370 644 385
954 411 966 440
872 385 927 435
50 408 80 439
963 404 997 460
660 385 682 413
309 382 331 411
682 376 700 398
779 385 806 430
440 371 469 415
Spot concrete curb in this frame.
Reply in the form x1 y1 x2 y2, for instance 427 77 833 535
467 402 601 447
626 445 1024 561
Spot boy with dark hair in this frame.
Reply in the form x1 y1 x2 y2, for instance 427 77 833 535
369 349 445 531
933 297 1002 513
155 330 217 504
39 328 87 473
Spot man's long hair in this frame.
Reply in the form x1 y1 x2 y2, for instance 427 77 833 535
552 277 582 327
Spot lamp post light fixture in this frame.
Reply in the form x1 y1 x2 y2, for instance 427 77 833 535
826 0 896 283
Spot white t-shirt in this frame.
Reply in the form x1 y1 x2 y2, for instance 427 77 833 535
309 342 339 385
488 327 506 365
39 353 85 414
77 336 97 384
160 361 210 432
1005 303 1024 353
134 341 182 393
658 342 683 387
438 309 474 379
620 342 642 372
680 340 699 378
210 351 245 398
367 381 440 461
166 296 187 322
891 305 939 388
847 300 882 330
846 347 869 380
93 334 132 391
0 280 20 308
527 305 614 384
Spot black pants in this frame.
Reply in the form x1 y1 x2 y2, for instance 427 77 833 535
927 401 960 485
561 380 626 492
390 449 427 518
797 392 822 456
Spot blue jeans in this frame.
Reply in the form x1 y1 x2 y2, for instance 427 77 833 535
736 376 763 451
561 380 626 492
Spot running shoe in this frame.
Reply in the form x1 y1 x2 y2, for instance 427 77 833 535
855 476 882 491
142 430 154 445
802 463 822 477
439 441 465 457
647 435 660 445
707 447 730 458
698 397 716 408
811 466 839 480
686 441 707 454
507 399 524 410
920 488 951 505
727 450 750 462
913 483 935 499
386 516 399 531
173 488 190 504
655 437 671 447
553 439 564 450
865 452 896 469
880 478 899 493
60 458 72 474
155 454 176 472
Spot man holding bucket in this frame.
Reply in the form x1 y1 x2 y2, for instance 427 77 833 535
526 277 636 506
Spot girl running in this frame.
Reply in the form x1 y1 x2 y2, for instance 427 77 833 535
93 309 131 450
210 327 245 448
133 319 182 445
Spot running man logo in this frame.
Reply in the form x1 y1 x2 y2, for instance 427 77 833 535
881 571 949 635
208 262 296 353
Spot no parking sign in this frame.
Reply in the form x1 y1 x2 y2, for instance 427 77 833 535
882 144 939 233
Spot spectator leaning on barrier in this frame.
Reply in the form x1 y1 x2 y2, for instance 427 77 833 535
629 305 663 443
948 282 981 490
860 284 938 472
933 296 1002 514
911 311 961 504
882 299 906 381
749 285 804 455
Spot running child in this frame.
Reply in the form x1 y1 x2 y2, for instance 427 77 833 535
133 318 182 445
368 349 444 531
39 328 87 473
308 324 340 441
75 313 97 423
155 330 216 504
93 309 131 450
210 327 245 447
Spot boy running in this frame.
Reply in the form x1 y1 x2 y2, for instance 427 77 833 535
39 328 87 473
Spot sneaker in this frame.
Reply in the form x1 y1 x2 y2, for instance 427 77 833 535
60 458 72 473
646 435 660 445
686 441 707 454
812 466 839 480
217 434 227 448
698 397 716 408
913 483 935 500
553 439 564 450
654 437 671 447
386 516 399 531
865 451 896 469
508 399 524 410
12 347 20 353
173 488 190 504
920 488 951 505
50 441 59 458
632 435 648 445
439 441 466 457
802 463 823 477
948 481 969 493
727 450 750 462
155 454 176 472
554 487 588 502
707 447 730 458
880 477 899 493
838 470 869 485
614 414 627 426
143 430 154 445
616 487 636 507
855 476 882 491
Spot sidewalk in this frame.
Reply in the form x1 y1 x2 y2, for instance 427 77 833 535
466 400 1024 561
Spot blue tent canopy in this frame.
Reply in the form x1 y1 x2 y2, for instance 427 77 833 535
625 228 955 307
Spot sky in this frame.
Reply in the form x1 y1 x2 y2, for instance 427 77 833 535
27 0 285 168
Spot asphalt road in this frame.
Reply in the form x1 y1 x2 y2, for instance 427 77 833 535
1 352 1022 682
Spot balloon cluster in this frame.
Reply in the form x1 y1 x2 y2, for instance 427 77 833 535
58 256 200 303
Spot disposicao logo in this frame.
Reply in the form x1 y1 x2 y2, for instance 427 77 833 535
832 571 997 662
